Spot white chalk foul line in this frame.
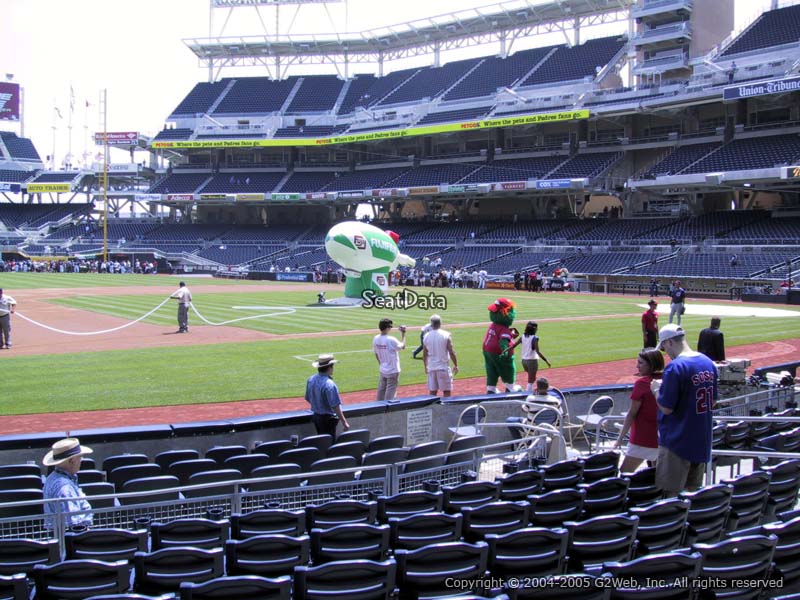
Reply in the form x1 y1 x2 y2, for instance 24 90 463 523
293 349 375 363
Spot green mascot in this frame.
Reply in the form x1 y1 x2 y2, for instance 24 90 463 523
482 297 522 393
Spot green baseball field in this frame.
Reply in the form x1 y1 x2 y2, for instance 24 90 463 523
0 273 798 416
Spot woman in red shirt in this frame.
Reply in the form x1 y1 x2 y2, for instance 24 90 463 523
614 348 664 473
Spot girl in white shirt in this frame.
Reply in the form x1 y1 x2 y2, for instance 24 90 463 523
511 321 551 393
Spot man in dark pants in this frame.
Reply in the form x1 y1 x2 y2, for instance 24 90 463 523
642 299 659 349
697 317 725 362
170 281 192 333
305 354 350 440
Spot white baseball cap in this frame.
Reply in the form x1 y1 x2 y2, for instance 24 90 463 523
656 324 685 350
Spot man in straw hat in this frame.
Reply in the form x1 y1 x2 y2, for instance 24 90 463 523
42 437 93 528
305 354 350 439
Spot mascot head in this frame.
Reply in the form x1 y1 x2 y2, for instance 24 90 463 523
488 297 516 327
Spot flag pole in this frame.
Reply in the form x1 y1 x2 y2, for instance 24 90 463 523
68 84 74 169
101 88 109 264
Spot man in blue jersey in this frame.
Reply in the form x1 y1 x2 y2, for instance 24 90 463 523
654 324 716 496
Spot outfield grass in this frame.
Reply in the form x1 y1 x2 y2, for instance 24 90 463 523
0 272 267 289
0 277 798 415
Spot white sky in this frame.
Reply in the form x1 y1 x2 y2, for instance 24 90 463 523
0 0 774 168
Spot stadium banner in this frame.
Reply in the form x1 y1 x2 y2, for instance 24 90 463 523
270 192 301 200
534 179 572 189
108 163 138 172
235 193 265 201
134 193 162 202
487 281 515 289
166 193 195 202
370 188 397 197
723 76 800 101
151 109 591 150
276 272 311 282
336 190 366 199
306 192 327 200
27 183 71 193
496 181 526 191
0 182 21 193
408 186 440 196
94 131 140 145
0 81 20 121
781 166 800 179
199 193 235 203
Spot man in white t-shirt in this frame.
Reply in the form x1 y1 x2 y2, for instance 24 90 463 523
423 314 459 397
373 318 406 401
169 281 193 333
0 288 17 349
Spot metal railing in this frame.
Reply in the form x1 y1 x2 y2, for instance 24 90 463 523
0 436 549 553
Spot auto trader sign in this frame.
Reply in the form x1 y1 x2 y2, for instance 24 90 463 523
723 76 800 101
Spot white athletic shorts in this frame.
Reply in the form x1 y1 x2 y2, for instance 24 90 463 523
427 368 453 392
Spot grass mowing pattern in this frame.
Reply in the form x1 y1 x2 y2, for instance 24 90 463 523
0 282 798 415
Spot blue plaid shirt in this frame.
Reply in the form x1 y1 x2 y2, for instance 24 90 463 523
43 468 93 528
305 373 341 416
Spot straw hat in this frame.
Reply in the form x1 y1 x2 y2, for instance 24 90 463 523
42 438 93 467
312 354 339 369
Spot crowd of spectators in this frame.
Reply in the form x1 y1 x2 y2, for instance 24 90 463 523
0 258 159 274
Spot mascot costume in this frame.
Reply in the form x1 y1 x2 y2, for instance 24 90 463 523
482 298 522 393
325 221 415 299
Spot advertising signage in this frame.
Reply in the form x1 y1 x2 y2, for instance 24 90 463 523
535 179 573 190
0 82 20 121
27 183 71 193
723 76 800 101
781 166 800 180
152 109 591 150
94 132 140 145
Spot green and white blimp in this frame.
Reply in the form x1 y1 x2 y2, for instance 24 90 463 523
325 221 416 299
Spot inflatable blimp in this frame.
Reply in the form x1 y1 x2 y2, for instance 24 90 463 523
325 221 416 298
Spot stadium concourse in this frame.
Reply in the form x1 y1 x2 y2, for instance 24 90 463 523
0 280 797 436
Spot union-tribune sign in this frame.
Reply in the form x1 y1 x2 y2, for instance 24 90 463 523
723 76 800 101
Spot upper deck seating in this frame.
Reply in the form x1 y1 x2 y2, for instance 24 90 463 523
214 77 299 115
286 75 345 113
377 58 482 106
444 46 556 101
520 36 625 87
170 80 229 116
0 132 40 161
720 4 800 57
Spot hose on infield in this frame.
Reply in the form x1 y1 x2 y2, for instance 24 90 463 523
189 303 295 325
15 297 297 335
14 296 174 336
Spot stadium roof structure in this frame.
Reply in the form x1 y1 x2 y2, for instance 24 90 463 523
185 0 636 78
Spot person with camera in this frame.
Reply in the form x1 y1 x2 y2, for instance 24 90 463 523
373 318 406 401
